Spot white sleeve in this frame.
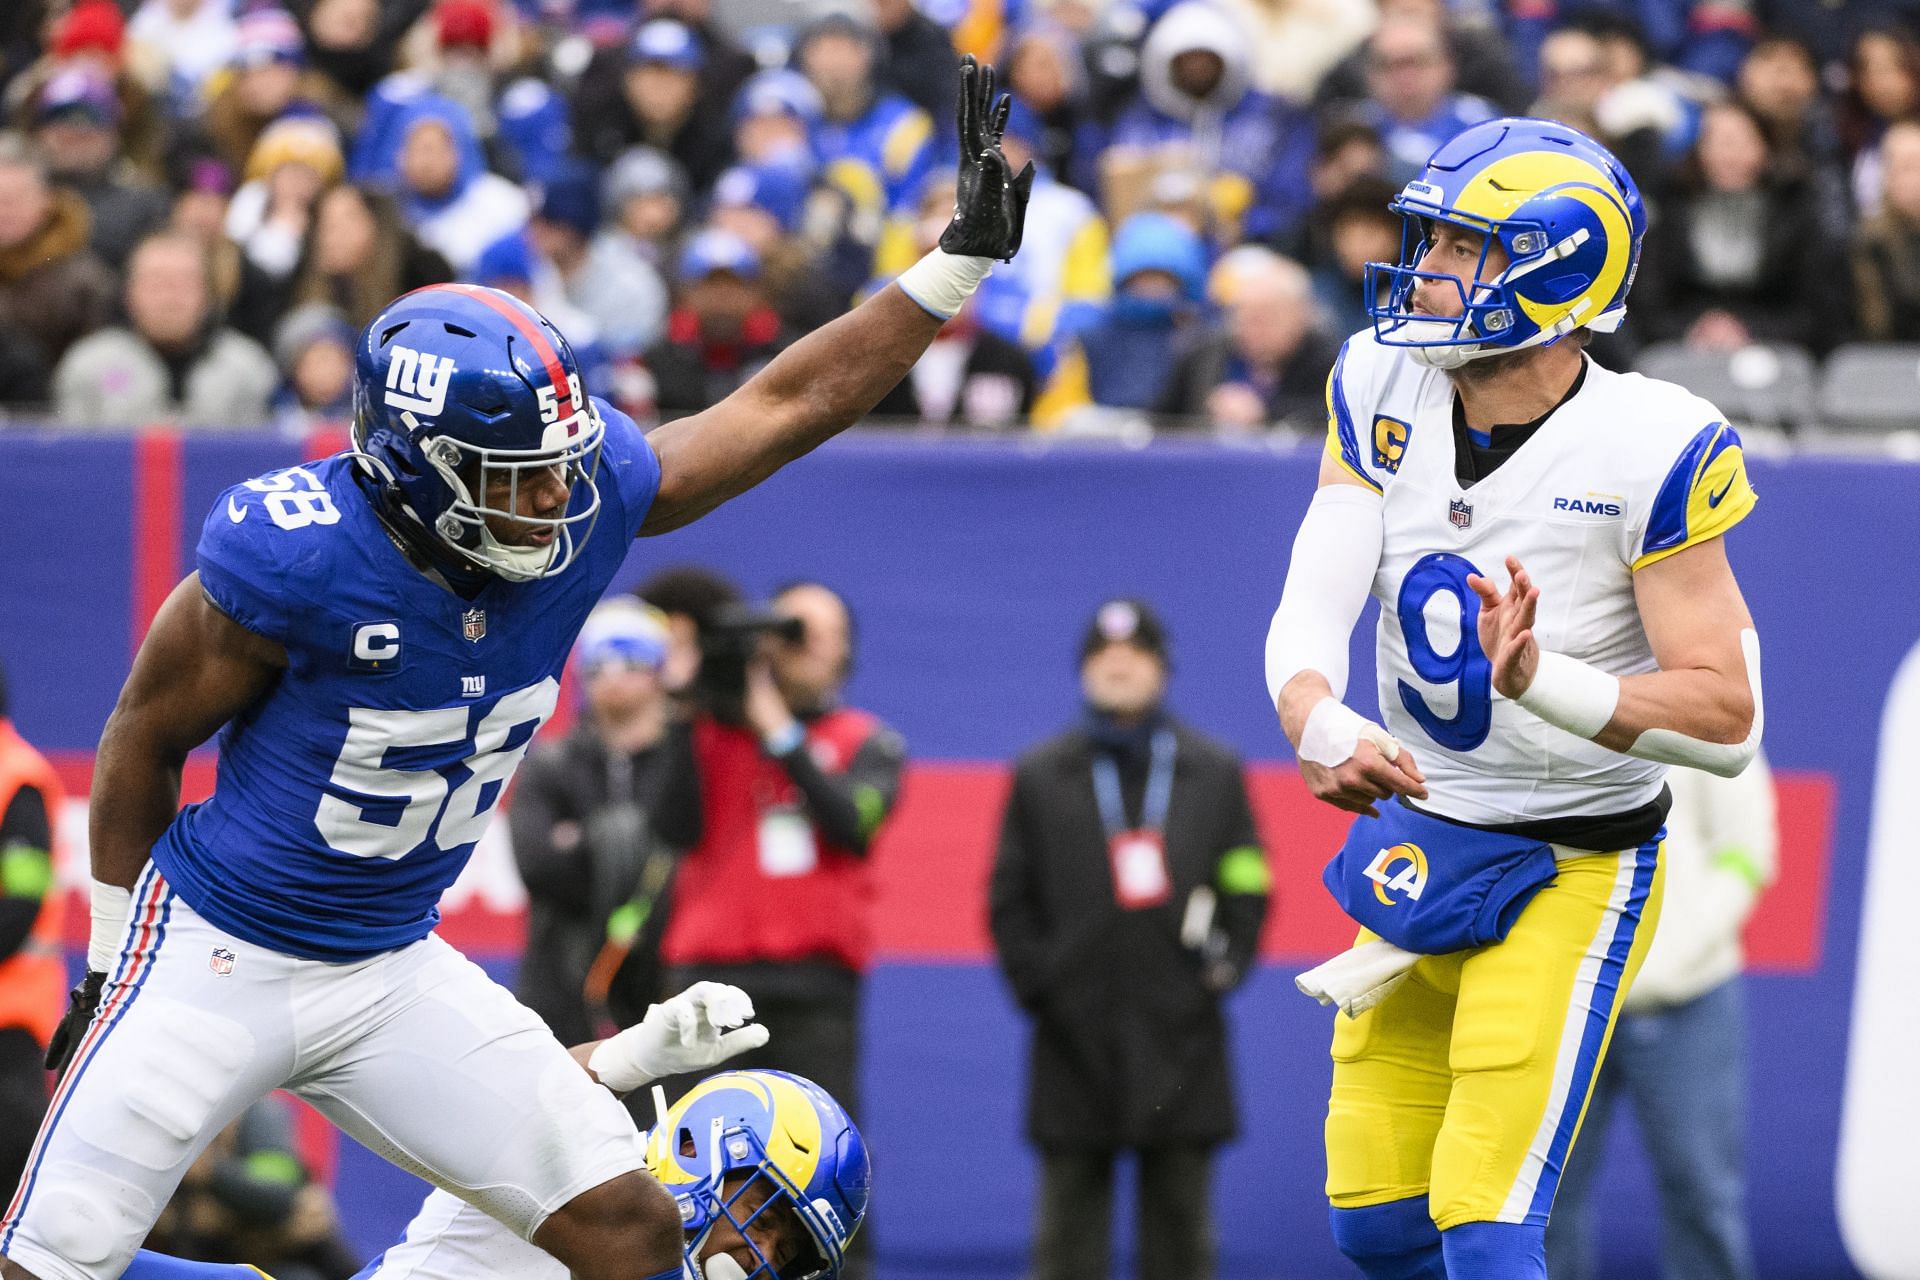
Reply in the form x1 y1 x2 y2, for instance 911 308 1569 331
1264 483 1385 707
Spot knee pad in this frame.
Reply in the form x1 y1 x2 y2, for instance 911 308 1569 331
1441 1219 1547 1280
19 1165 157 1269
1328 1197 1445 1280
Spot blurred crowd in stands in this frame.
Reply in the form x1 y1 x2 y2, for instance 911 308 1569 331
0 0 1917 437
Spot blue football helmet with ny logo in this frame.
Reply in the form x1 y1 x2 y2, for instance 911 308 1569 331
643 1070 870 1280
1366 117 1648 370
349 283 606 581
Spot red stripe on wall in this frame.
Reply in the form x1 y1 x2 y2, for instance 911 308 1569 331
43 756 1836 972
130 429 183 652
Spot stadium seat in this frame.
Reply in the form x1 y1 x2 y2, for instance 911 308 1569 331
1634 342 1818 432
1816 343 1920 434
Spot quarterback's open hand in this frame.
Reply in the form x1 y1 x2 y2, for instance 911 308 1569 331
1468 555 1542 700
939 55 1035 262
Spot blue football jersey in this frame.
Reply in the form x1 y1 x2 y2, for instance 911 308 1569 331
150 399 661 960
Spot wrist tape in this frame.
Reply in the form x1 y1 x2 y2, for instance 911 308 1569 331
895 249 993 320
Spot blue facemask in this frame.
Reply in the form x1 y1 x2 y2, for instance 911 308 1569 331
1110 293 1179 328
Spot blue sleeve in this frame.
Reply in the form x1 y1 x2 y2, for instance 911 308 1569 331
595 398 662 539
195 488 292 644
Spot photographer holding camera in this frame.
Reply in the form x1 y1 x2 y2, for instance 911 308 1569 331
652 581 905 1120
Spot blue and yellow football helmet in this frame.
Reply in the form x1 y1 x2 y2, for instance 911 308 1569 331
644 1070 870 1280
1365 117 1647 369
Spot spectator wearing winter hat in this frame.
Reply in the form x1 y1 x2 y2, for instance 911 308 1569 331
643 227 789 419
529 161 670 358
731 69 823 172
30 66 170 270
709 163 845 333
128 0 240 108
0 134 116 408
597 145 690 274
224 114 345 283
868 176 1036 428
1095 0 1317 247
798 8 939 220
269 302 355 436
16 0 169 179
200 8 337 177
572 19 735 191
55 229 278 429
1034 211 1207 429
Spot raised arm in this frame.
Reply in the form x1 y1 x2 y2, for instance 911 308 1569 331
638 56 1033 536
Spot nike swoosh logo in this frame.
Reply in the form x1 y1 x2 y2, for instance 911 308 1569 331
1707 475 1736 508
227 496 246 523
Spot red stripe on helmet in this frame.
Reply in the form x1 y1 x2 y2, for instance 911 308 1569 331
442 284 578 421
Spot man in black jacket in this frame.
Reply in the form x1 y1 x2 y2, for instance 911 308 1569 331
990 599 1271 1280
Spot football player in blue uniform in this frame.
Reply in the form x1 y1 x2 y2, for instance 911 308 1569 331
1 57 1028 1280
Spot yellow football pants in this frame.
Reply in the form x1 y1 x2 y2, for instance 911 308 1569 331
1324 840 1664 1230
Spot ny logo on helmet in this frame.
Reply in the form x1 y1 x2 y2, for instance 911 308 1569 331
386 345 457 417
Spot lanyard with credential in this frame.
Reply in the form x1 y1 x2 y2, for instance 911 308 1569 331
1091 728 1177 837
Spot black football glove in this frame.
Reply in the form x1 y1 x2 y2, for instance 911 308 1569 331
45 970 106 1076
939 55 1035 263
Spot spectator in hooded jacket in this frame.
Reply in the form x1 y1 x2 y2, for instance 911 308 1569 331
0 134 116 408
595 145 689 281
55 229 278 428
798 9 939 220
1034 211 1207 428
197 9 337 177
371 92 529 274
1156 250 1336 432
1095 1 1316 246
730 69 823 173
127 0 240 108
709 163 847 334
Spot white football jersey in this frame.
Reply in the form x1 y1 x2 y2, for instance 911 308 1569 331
366 1188 572 1280
1324 331 1757 826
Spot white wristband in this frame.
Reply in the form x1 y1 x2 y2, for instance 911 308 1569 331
1515 650 1621 740
1298 697 1400 768
893 249 993 320
89 878 131 974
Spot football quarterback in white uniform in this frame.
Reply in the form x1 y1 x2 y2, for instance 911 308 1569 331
1264 118 1761 1280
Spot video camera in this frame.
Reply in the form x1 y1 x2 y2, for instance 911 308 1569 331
694 603 805 722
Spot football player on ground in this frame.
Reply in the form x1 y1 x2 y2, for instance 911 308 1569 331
1264 118 1761 1279
119 984 869 1280
0 57 1026 1280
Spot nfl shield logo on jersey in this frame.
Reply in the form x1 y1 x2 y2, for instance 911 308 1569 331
1449 499 1474 530
462 608 486 643
209 947 235 976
